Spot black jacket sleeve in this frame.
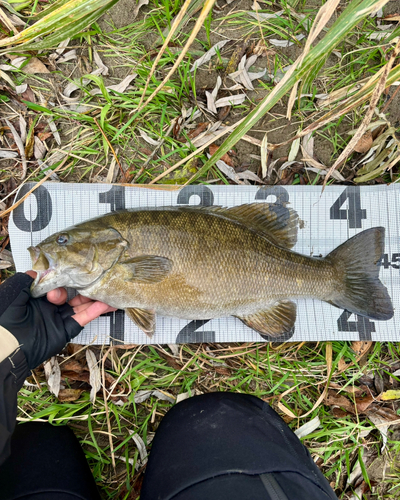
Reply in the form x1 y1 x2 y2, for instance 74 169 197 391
0 347 30 466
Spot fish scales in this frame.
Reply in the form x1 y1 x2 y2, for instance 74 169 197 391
93 210 330 315
28 203 394 339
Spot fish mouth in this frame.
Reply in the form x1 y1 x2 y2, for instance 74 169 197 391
28 246 58 296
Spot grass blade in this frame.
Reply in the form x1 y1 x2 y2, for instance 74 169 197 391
0 0 117 53
188 0 392 183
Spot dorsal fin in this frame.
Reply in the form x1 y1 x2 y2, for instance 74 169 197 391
143 204 299 249
221 203 298 249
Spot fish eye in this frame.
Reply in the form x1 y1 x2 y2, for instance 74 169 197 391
57 234 69 245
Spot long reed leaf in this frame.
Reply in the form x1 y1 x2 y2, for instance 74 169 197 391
189 0 391 183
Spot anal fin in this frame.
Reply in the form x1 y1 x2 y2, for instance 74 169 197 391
235 300 296 339
125 307 156 338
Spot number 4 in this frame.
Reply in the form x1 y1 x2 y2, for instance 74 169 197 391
330 186 367 229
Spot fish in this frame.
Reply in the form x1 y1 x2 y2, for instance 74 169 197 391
28 203 394 339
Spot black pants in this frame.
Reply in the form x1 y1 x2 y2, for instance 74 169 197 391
0 393 338 500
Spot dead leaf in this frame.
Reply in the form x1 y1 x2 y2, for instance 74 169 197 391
261 132 268 178
89 73 137 96
248 10 284 20
47 118 61 145
191 40 230 71
187 122 208 140
139 129 161 146
37 131 53 142
157 350 182 369
134 389 175 404
0 249 14 268
351 341 373 358
62 359 86 373
57 49 77 64
151 390 175 403
209 143 234 166
381 389 400 400
228 54 266 91
217 105 231 121
355 394 375 413
277 401 296 419
58 388 83 402
128 430 148 466
214 94 246 108
44 357 61 397
383 13 400 21
86 349 101 403
20 85 36 103
354 130 373 153
5 118 27 179
294 416 321 438
269 34 305 47
325 390 374 414
0 150 18 158
133 0 149 19
24 132 34 160
368 413 390 451
93 48 108 76
34 136 46 160
23 57 50 74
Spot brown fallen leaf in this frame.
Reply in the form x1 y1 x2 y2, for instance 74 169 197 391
325 390 374 414
383 13 400 21
62 359 87 373
213 366 232 376
62 371 90 383
20 85 36 103
187 122 208 140
157 350 182 370
209 143 235 167
37 131 53 142
354 130 373 153
58 388 84 402
329 382 365 396
217 105 231 121
23 57 50 75
351 341 373 358
356 394 375 413
66 343 86 360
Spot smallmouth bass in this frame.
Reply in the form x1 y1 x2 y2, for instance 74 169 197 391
28 203 394 338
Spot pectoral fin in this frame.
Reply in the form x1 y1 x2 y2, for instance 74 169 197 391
120 255 173 283
235 300 296 339
125 307 156 337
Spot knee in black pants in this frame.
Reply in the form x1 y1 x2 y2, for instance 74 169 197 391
140 392 338 500
0 421 101 500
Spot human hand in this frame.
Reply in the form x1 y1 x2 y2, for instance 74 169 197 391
0 272 116 369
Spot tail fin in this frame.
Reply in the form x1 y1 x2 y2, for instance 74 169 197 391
326 227 394 320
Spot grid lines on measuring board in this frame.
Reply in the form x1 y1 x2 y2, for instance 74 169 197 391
8 183 400 345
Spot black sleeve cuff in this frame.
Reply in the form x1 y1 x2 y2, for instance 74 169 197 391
0 348 30 466
0 274 34 317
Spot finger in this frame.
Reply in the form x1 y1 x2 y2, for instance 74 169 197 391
72 302 117 327
26 270 37 279
47 287 68 305
72 301 94 315
69 295 93 307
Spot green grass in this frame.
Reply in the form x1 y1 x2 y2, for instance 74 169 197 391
16 341 400 498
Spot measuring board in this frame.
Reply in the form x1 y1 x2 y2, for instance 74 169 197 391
8 182 400 345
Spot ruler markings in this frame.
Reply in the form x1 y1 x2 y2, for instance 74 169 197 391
10 183 400 344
